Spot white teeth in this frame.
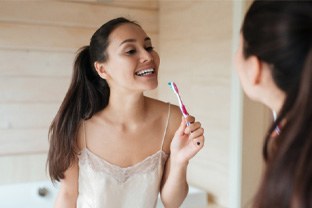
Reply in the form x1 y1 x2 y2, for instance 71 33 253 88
135 68 155 76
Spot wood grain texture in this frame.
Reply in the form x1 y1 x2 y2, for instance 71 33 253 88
158 1 233 206
0 22 158 51
0 129 49 155
0 49 74 77
0 77 70 103
63 0 158 10
0 1 158 32
0 22 92 51
0 103 59 129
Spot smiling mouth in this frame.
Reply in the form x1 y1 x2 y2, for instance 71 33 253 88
135 68 155 77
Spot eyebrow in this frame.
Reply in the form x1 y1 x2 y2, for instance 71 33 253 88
119 37 151 46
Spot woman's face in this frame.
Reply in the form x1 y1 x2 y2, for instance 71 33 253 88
101 23 160 92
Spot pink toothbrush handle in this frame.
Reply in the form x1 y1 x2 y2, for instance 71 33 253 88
181 104 189 116
181 104 190 126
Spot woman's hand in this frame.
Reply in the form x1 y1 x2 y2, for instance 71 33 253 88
170 115 205 165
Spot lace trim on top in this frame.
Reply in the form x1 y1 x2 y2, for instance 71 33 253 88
79 148 168 184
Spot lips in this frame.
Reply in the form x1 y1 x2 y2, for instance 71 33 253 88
135 68 155 76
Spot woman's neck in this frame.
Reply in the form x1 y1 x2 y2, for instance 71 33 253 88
102 91 148 125
264 87 286 114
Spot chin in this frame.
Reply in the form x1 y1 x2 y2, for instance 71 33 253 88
145 81 158 91
148 83 158 90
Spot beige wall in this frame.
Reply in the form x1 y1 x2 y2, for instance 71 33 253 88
0 1 268 208
241 97 269 207
158 1 232 206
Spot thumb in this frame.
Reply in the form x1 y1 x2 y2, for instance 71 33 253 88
175 116 186 136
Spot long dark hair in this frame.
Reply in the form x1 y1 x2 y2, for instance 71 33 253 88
47 17 140 182
241 1 312 207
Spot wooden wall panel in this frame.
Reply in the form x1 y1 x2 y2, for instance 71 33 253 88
0 22 95 51
0 77 70 103
0 50 74 77
63 0 158 10
241 98 269 207
0 22 157 51
0 129 49 155
0 103 58 129
0 1 158 32
159 1 232 207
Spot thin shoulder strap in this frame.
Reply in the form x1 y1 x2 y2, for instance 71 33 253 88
82 120 87 149
161 103 171 151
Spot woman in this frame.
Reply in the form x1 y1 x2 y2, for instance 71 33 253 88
235 1 312 207
47 17 204 208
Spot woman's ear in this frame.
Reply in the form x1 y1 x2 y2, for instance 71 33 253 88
94 62 110 80
247 55 262 85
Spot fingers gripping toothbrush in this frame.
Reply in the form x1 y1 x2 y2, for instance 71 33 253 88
168 82 190 126
168 82 202 146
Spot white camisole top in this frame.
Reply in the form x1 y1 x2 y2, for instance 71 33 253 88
77 104 171 208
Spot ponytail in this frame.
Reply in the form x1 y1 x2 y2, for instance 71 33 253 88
242 1 312 207
254 46 312 208
47 46 109 182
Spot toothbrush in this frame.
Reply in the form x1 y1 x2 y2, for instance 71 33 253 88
168 82 190 126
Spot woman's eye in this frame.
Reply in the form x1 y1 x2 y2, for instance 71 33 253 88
145 46 154 52
126 49 136 55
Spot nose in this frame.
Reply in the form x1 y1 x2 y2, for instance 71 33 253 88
140 49 153 63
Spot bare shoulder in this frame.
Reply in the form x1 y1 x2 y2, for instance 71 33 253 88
165 104 182 153
146 96 169 110
145 96 181 119
169 104 182 124
145 96 182 152
167 104 182 135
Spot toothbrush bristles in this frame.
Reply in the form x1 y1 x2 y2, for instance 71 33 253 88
168 81 179 94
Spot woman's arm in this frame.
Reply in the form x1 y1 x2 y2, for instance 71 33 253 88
160 157 189 208
54 160 79 208
160 114 205 208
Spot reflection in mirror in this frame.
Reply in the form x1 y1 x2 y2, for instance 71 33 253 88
0 1 266 208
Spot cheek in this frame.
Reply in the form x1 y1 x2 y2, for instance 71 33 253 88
153 52 160 68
